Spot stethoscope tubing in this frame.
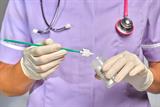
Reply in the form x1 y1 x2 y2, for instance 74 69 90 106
35 0 133 36
40 0 61 31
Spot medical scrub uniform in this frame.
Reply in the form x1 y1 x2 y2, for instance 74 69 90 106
0 0 160 107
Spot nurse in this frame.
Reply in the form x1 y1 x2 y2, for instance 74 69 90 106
0 0 160 107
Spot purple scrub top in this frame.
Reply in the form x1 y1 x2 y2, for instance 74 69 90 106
1 0 160 107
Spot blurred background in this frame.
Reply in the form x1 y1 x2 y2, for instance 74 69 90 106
0 0 28 107
0 0 8 28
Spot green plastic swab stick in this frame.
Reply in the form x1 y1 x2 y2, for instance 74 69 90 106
1 39 81 53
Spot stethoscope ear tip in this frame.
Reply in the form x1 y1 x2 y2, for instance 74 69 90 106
32 28 50 34
64 24 72 29
32 29 39 34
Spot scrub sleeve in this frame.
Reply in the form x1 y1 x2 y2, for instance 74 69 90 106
0 0 31 64
142 0 160 62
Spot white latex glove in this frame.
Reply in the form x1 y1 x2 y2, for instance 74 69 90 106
20 39 67 80
102 51 153 91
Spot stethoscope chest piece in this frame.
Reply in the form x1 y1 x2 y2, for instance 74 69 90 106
115 17 134 36
115 0 134 36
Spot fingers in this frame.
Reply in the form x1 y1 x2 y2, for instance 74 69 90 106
102 53 124 72
92 50 148 90
114 62 135 82
31 43 62 57
22 39 68 80
101 51 146 83
129 65 146 76
36 58 64 73
104 57 127 79
40 65 60 78
32 50 67 65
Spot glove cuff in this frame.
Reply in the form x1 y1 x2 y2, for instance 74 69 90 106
137 69 154 91
20 58 42 80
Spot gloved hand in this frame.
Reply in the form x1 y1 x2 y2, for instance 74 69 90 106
20 39 67 80
102 51 153 91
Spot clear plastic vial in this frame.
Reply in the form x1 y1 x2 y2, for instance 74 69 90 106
92 56 115 88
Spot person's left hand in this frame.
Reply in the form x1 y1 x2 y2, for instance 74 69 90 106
101 51 153 91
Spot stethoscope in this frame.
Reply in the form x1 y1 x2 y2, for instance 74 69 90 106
33 0 134 36
33 0 72 34
115 0 134 36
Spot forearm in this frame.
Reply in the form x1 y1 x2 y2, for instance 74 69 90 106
0 61 34 96
147 62 160 93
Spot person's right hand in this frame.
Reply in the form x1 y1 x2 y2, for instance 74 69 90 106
20 39 67 80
